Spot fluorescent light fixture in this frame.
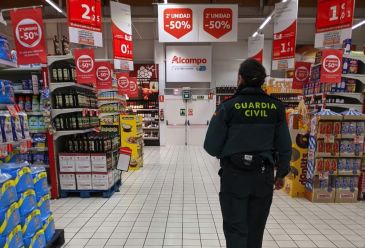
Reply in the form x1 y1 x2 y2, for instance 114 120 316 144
352 20 365 30
282 0 288 2
45 0 65 14
259 15 272 30
164 0 168 3
253 32 258 37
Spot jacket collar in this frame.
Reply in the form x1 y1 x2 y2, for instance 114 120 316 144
238 86 265 95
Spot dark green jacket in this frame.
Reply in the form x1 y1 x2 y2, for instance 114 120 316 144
204 87 292 178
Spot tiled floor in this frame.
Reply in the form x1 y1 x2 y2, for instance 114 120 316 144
53 146 365 248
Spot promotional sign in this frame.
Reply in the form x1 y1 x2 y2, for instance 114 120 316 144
320 49 343 83
128 77 139 99
248 34 264 64
67 0 102 47
10 7 47 65
116 72 130 96
95 62 112 89
315 0 355 48
166 46 212 82
130 64 159 100
111 2 133 71
74 49 96 85
158 4 237 42
272 0 298 71
292 62 312 89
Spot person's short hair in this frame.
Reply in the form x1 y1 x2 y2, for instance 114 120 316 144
238 59 267 87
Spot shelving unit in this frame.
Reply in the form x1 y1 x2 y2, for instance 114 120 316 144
215 86 236 106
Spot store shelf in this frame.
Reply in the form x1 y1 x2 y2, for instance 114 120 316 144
309 103 363 112
143 137 159 140
98 100 120 105
49 82 95 92
53 127 98 140
29 129 47 134
143 119 159 122
216 93 235 96
6 66 42 71
342 74 365 84
26 112 44 116
32 164 50 168
133 109 159 111
29 147 49 152
143 127 159 130
14 90 34 94
52 108 98 117
343 53 365 64
0 58 16 69
99 112 120 117
98 89 118 93
47 55 74 65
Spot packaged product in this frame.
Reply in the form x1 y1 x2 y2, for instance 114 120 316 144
0 35 12 62
37 194 51 221
23 228 46 248
0 225 24 248
0 173 18 211
0 112 13 142
18 112 30 139
21 209 42 239
356 122 365 136
11 114 23 141
0 80 15 104
28 116 39 131
0 202 20 236
342 58 350 74
31 167 49 197
43 215 55 242
17 189 37 217
349 59 359 74
1 163 34 193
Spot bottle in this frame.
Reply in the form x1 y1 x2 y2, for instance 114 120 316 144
25 96 32 112
32 96 40 112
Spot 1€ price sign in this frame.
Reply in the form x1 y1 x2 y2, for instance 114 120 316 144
203 8 232 39
163 8 193 39
316 0 354 32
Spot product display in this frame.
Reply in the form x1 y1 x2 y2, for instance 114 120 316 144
216 85 236 106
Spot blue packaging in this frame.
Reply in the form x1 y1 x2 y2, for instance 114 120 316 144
1 164 34 193
23 228 46 248
0 173 18 210
0 225 24 248
0 35 12 62
43 215 55 242
31 167 49 198
37 194 51 221
21 209 42 239
342 58 350 74
0 202 20 236
0 80 15 104
18 189 37 218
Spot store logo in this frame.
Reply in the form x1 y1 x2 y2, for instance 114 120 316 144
118 76 129 89
295 66 309 82
323 55 341 73
15 18 42 48
96 66 111 81
171 56 207 65
77 55 94 73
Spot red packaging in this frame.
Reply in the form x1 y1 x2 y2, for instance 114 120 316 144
317 140 325 153
334 122 341 135
325 142 333 154
326 122 333 134
333 140 340 154
319 122 326 135
324 159 331 171
317 159 324 172
331 159 337 172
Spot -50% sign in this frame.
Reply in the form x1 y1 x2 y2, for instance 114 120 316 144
163 8 193 39
203 8 232 39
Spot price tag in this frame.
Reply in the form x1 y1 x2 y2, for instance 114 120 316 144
68 0 101 30
354 136 364 144
114 39 133 60
163 8 193 39
316 0 354 32
324 134 335 143
203 8 232 39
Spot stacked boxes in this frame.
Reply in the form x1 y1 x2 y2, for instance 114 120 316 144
0 163 54 248
305 109 365 203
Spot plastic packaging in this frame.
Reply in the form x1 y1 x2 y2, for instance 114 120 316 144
0 225 24 248
21 208 42 239
0 80 15 104
31 167 49 198
43 215 55 242
23 227 46 248
0 173 17 211
37 194 51 221
17 189 37 218
1 163 34 193
0 202 20 236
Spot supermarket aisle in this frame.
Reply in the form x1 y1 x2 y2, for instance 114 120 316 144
53 146 365 248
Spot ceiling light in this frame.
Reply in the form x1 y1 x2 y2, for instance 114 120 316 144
352 20 365 30
45 0 65 15
164 0 168 3
259 15 272 30
253 32 258 37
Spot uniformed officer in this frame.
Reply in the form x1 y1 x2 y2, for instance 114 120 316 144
204 59 292 248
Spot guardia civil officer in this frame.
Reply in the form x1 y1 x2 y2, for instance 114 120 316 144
204 59 292 248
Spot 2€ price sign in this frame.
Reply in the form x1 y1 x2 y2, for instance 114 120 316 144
68 0 102 31
163 8 193 39
203 8 232 39
316 0 354 33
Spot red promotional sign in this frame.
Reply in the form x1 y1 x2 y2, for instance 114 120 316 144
130 64 159 80
293 62 312 89
203 8 232 39
116 72 130 96
10 8 47 65
74 49 96 85
128 77 139 99
320 49 343 84
95 62 112 90
248 34 264 64
163 8 193 39
272 22 297 61
67 0 102 47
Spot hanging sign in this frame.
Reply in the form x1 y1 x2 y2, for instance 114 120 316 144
272 0 298 71
128 77 139 99
10 7 47 65
67 0 102 47
74 49 96 85
315 0 355 48
158 4 237 42
111 2 134 71
95 62 112 89
292 62 312 89
248 34 264 64
320 49 343 84
116 72 130 96
166 46 212 83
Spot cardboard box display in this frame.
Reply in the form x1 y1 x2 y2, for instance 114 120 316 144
92 171 114 190
91 153 112 172
76 173 92 190
59 173 76 190
75 154 92 172
305 188 335 203
59 153 76 172
335 188 358 203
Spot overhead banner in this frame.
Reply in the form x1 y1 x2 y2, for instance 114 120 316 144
315 0 355 48
10 7 47 65
320 49 343 84
292 62 312 89
272 0 298 71
158 4 238 42
67 0 103 47
248 34 264 64
116 72 130 96
74 49 96 85
95 62 112 89
166 46 212 82
111 2 134 71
